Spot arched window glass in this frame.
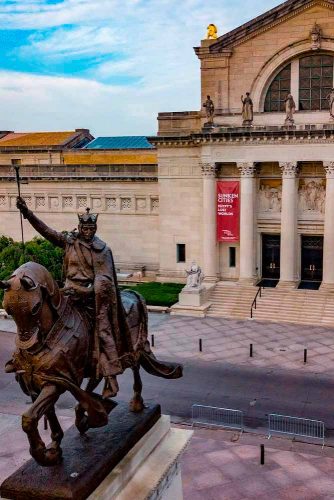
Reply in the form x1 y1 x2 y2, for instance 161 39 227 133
299 54 333 110
264 64 291 112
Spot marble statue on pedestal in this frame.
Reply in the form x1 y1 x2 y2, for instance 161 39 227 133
185 262 204 288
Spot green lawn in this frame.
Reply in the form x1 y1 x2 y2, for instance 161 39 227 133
120 282 183 307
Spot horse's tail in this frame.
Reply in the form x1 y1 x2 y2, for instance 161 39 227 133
139 347 183 379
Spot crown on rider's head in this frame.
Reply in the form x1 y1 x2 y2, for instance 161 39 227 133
78 207 98 225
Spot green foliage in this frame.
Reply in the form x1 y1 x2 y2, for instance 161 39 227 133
0 236 64 303
121 282 183 307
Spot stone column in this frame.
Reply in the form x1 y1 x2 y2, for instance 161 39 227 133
321 162 334 289
237 162 257 284
278 162 299 288
201 162 218 282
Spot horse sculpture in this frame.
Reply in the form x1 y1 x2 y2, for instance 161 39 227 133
0 262 182 466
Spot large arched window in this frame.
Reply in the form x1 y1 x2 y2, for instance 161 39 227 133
299 54 333 110
264 64 291 112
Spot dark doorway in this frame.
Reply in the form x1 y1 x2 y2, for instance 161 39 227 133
299 235 323 289
260 234 280 286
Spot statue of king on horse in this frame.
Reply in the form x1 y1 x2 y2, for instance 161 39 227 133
0 197 182 466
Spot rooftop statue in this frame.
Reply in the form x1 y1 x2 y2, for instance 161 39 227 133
241 93 253 126
203 95 215 124
1 198 182 466
206 24 218 39
327 88 334 120
284 94 296 126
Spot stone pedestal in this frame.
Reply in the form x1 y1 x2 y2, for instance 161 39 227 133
0 404 192 500
170 285 212 317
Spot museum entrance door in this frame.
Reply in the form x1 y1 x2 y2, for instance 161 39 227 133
260 234 280 286
299 236 323 289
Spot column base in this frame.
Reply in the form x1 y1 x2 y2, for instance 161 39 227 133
320 282 334 292
277 280 298 289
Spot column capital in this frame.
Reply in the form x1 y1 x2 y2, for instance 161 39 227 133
323 161 334 178
279 162 299 178
237 162 256 177
200 162 217 178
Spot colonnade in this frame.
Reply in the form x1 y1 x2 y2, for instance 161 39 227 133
200 160 334 288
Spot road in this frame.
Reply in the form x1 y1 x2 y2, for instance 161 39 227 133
1 327 334 433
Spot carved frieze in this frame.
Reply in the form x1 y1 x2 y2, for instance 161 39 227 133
279 162 299 178
298 178 326 215
258 180 282 213
323 161 334 178
200 162 217 178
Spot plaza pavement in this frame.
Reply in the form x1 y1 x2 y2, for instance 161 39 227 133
149 314 334 376
1 315 334 499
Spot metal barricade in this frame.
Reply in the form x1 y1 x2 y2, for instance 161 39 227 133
191 404 244 431
268 413 325 447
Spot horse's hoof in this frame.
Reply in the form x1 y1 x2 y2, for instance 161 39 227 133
129 397 145 413
76 415 89 435
31 446 62 466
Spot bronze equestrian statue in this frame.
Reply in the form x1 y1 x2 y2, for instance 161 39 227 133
0 197 182 466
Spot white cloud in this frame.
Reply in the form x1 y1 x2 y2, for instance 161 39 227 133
0 0 283 134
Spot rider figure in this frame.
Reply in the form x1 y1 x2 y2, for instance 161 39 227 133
16 197 133 398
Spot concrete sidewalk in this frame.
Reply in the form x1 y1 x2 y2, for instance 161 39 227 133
149 314 334 376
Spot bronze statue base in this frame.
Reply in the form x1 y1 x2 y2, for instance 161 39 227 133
1 402 161 500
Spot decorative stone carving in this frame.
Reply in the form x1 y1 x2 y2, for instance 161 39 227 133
136 198 146 210
310 23 321 50
63 196 73 208
279 162 299 178
200 162 217 177
237 162 256 177
49 197 59 209
92 198 102 209
36 196 46 208
77 196 87 209
151 198 159 211
185 262 204 288
258 181 282 213
121 198 132 210
284 94 296 126
298 179 326 214
323 161 334 178
0 196 5 206
106 198 117 210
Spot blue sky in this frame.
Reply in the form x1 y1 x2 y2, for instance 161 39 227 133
0 0 282 136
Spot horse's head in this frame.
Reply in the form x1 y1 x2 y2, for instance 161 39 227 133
0 262 61 350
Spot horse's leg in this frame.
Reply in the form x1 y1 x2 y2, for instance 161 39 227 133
22 384 62 466
75 377 103 434
129 365 145 412
45 405 64 452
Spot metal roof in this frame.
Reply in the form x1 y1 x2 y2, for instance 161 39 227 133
85 136 154 150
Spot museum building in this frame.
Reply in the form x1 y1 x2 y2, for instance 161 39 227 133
150 0 334 297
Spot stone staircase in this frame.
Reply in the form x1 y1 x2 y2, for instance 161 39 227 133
207 282 334 327
206 282 256 319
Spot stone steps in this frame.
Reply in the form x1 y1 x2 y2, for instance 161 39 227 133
206 282 334 326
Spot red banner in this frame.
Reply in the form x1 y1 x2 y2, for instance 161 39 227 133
217 181 240 242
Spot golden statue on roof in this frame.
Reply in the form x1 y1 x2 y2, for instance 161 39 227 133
206 24 218 40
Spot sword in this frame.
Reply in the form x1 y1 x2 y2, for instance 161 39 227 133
14 165 25 246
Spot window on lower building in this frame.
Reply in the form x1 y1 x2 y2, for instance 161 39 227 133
299 54 333 110
229 247 236 268
176 244 186 263
264 63 291 112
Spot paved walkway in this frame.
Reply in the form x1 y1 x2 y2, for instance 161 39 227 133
149 314 334 376
181 426 334 500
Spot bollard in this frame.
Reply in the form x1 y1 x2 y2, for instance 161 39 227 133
260 444 265 465
199 338 202 352
304 348 307 363
250 343 253 358
151 334 155 347
44 415 48 431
